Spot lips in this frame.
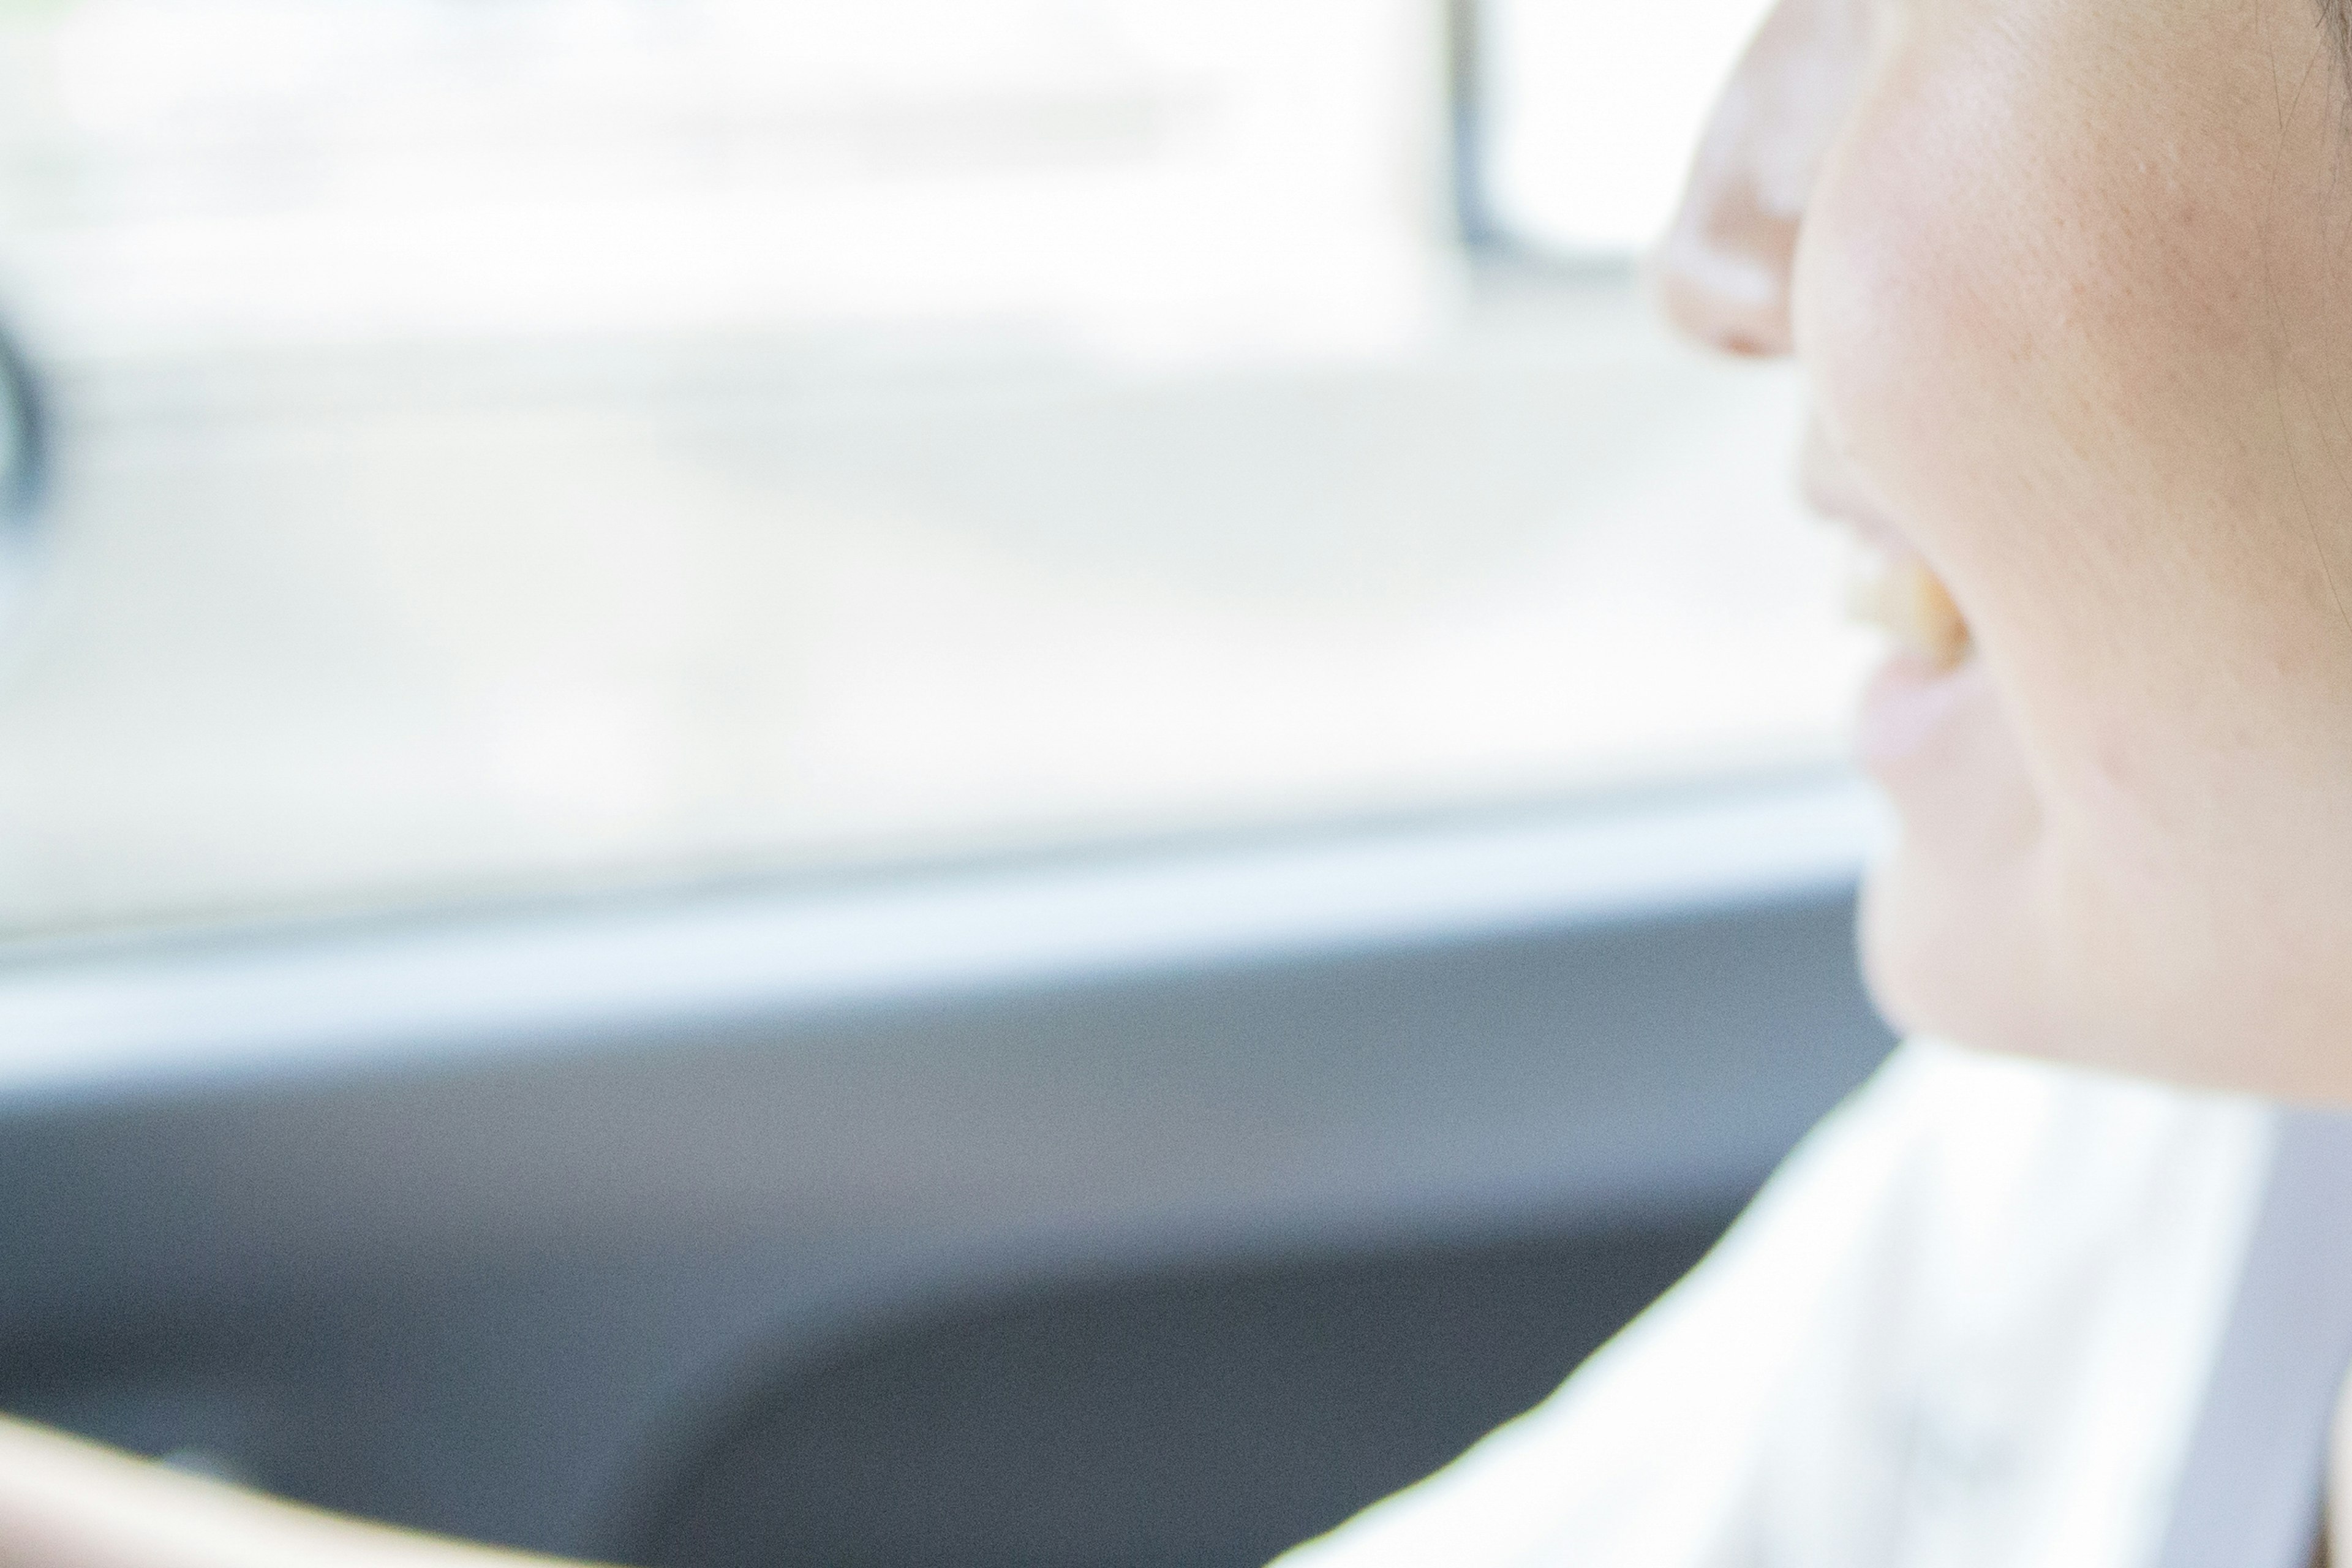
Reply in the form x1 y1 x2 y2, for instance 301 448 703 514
1801 431 1984 776
1826 524 1992 778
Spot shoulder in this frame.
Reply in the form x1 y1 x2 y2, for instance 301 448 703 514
1275 1039 2274 1568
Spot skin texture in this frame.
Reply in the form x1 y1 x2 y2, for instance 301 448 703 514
0 1413 603 1568
1655 0 2352 1104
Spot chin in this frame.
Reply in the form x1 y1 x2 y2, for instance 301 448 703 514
1857 828 2342 1102
1853 831 2078 1068
1849 672 2088 1069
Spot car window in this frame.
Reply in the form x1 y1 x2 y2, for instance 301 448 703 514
0 0 1861 941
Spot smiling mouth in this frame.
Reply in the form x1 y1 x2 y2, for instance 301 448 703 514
1848 541 1972 670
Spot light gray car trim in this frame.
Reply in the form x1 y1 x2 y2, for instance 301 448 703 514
0 768 1882 1107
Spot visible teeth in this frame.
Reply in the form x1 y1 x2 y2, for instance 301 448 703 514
1849 545 1971 669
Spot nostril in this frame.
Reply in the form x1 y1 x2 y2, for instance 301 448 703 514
1645 142 1803 359
1719 325 1792 358
1648 224 1795 359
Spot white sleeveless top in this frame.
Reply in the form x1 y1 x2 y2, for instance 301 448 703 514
1273 1038 2302 1568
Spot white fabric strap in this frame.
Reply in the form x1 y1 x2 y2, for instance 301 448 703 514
2154 1109 2352 1568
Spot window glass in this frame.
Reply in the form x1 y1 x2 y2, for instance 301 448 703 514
1476 0 1777 254
0 0 1865 938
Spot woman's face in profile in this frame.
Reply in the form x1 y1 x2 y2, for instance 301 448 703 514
1657 0 2352 1099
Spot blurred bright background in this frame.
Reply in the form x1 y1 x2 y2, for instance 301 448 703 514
0 0 1865 939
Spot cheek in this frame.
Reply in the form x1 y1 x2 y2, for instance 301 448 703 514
1798 25 2223 592
1794 5 2352 1090
1800 8 2352 808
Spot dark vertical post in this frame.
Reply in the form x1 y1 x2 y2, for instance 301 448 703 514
1446 0 1510 253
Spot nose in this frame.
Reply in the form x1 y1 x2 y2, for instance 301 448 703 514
1646 0 1866 360
1649 123 1800 358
